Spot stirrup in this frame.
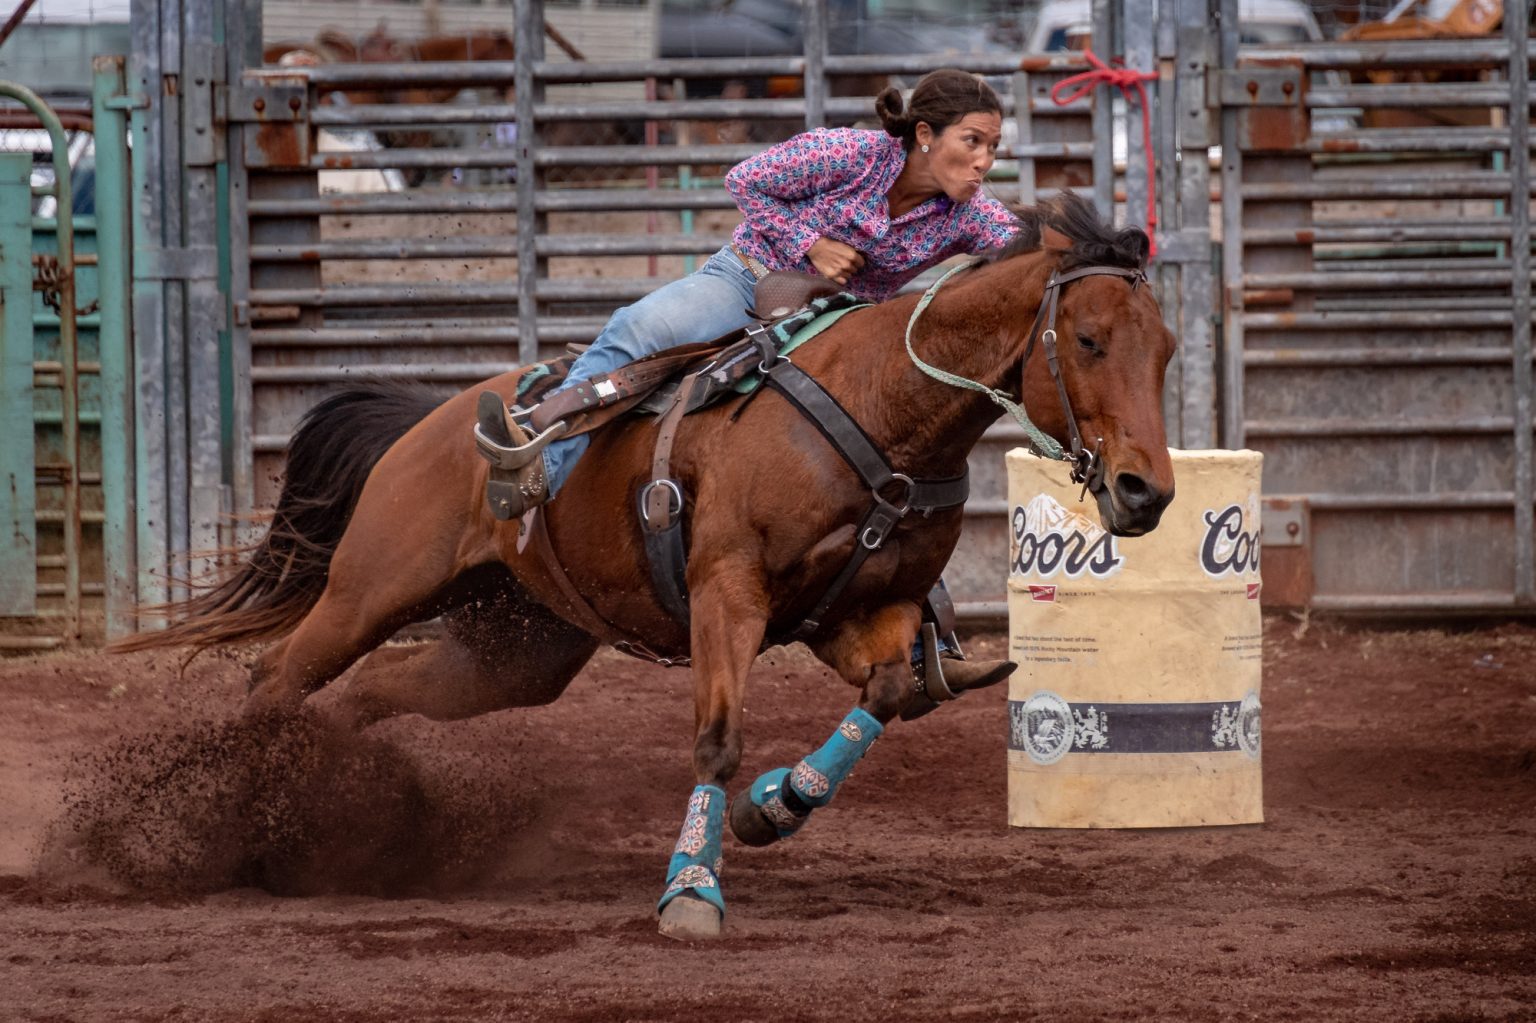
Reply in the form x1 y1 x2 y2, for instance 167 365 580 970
475 392 558 522
897 617 1019 721
473 395 569 470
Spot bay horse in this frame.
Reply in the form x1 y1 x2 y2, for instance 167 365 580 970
117 194 1176 940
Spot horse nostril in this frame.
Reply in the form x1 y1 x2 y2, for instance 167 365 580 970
1114 472 1157 511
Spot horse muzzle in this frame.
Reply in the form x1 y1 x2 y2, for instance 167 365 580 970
1090 468 1174 537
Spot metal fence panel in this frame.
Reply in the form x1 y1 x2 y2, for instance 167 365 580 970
1221 20 1536 613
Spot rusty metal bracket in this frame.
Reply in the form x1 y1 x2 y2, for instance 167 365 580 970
1260 497 1308 547
230 76 311 169
1214 66 1304 107
1219 59 1309 153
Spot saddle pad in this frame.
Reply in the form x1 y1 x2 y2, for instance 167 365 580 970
731 302 871 394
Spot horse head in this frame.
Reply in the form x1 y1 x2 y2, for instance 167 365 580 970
1007 194 1177 537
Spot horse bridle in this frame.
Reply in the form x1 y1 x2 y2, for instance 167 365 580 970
1020 263 1149 492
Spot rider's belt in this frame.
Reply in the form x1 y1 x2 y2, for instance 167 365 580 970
732 244 771 281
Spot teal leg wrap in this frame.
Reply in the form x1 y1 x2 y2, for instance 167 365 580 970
747 708 885 839
747 767 806 839
657 784 727 917
789 707 884 807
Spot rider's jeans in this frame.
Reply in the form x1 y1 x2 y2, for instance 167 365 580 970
540 246 760 497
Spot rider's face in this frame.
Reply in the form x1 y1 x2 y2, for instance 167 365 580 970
917 112 1003 204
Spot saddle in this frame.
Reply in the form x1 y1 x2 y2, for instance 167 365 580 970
506 272 855 439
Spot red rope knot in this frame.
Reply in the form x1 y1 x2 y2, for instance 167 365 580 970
1048 49 1159 258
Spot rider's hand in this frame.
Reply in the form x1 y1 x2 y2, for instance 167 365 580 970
807 237 866 285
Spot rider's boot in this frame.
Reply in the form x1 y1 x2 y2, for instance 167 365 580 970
902 623 1017 722
474 391 562 521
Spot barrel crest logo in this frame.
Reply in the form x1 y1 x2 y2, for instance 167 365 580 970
1011 690 1074 765
1199 501 1262 579
1010 495 1123 581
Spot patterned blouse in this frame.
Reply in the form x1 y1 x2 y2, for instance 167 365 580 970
725 127 1020 303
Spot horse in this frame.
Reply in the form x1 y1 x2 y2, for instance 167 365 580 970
116 193 1177 940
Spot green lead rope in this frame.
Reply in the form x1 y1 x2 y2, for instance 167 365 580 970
902 261 1066 462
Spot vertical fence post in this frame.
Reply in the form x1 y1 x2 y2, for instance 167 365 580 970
1174 0 1216 448
1217 0 1244 448
0 151 33 617
803 0 827 132
1089 0 1114 217
515 0 545 367
92 56 138 639
225 0 257 521
182 0 227 570
1509 1 1533 604
1012 69 1034 207
129 0 169 607
1124 0 1152 239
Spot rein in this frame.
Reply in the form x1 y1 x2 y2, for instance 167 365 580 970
904 258 1148 490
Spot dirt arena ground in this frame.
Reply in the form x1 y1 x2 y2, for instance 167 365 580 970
0 618 1532 1022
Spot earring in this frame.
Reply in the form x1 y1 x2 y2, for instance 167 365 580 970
921 144 929 153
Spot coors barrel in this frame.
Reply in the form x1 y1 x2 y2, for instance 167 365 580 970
1006 449 1264 828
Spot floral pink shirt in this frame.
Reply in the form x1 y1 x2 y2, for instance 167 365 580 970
725 127 1020 303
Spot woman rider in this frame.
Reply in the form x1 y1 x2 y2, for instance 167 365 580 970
479 68 1021 691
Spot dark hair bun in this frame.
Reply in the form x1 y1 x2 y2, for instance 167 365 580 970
875 86 911 139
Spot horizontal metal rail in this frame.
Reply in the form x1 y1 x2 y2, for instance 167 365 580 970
1304 491 1529 510
295 52 1092 91
536 189 735 213
537 234 731 256
251 237 521 261
532 144 761 168
1243 311 1523 331
1244 269 1527 291
1244 416 1521 437
251 363 517 383
1308 130 1518 155
1308 592 1527 613
1316 294 1520 311
251 276 687 306
1246 38 1524 69
252 317 608 346
250 234 734 261
1243 345 1522 365
1241 175 1516 201
1307 82 1530 108
1243 221 1516 245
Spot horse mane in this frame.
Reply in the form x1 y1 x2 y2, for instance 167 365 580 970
990 191 1150 272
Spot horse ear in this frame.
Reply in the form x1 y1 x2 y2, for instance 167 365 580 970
1040 225 1073 253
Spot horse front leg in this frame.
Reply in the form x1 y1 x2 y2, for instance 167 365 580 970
727 602 920 848
656 567 768 942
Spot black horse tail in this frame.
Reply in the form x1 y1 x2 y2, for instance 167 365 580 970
112 383 442 654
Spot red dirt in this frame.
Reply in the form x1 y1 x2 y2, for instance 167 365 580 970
1 619 1533 1022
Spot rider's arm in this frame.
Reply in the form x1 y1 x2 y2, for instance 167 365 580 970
725 128 881 265
957 192 1024 253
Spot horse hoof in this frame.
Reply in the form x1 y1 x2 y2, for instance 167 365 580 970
728 792 781 847
658 894 722 941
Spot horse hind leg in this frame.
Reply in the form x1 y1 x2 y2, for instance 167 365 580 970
326 564 599 731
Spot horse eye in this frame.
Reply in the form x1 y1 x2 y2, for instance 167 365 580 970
1077 334 1100 353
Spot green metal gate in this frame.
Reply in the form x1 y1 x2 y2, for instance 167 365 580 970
0 59 134 648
